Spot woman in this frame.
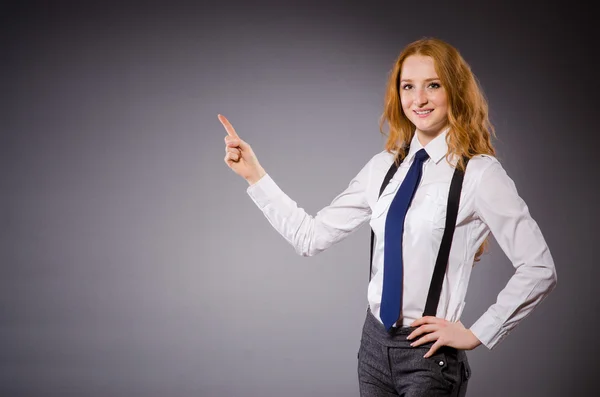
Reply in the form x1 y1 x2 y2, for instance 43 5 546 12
218 37 556 397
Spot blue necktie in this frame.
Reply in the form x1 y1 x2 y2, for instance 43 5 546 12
381 148 430 331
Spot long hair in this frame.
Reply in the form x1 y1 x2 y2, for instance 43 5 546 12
380 37 496 261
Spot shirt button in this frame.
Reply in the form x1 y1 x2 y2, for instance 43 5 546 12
438 360 444 366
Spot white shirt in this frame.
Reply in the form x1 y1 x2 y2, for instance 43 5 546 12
246 131 557 349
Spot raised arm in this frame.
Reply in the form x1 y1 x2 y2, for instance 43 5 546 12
219 114 374 257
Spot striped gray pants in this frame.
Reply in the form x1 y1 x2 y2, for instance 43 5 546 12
357 310 471 396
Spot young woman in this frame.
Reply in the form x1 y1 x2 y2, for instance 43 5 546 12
218 37 556 397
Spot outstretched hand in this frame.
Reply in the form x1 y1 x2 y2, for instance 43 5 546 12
218 114 266 185
407 316 481 358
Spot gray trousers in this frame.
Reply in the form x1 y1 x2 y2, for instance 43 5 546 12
357 310 471 397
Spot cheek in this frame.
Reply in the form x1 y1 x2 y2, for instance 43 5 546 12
432 92 448 109
400 95 412 113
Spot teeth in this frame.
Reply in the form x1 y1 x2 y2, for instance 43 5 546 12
415 110 432 114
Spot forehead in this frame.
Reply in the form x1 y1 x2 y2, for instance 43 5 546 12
400 55 438 80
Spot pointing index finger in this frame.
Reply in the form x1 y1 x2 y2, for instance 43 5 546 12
218 114 240 139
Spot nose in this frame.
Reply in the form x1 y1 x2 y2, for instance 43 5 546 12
414 88 428 106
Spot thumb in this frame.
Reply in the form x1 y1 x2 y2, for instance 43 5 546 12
226 136 252 151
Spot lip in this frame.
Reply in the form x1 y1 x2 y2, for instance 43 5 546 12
413 109 434 118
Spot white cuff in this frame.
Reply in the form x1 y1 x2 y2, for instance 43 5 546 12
246 174 281 209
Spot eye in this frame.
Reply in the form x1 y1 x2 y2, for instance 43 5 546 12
401 84 413 90
428 82 441 89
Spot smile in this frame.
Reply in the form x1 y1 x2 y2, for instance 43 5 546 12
414 109 433 115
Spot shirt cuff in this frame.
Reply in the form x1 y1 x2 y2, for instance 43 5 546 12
469 312 507 350
246 174 282 209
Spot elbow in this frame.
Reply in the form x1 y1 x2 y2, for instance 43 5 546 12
296 244 321 257
548 265 558 291
291 217 317 257
293 238 318 257
293 221 327 257
296 247 312 257
539 262 558 294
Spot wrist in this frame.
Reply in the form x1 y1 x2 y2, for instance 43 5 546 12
246 169 266 186
467 329 482 350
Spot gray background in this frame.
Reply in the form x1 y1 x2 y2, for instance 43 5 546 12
2 1 598 396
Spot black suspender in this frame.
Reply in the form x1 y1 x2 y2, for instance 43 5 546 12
369 159 400 281
423 159 469 316
369 154 470 317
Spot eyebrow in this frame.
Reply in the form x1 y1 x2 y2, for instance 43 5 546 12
399 77 441 83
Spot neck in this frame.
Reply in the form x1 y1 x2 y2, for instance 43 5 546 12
415 127 447 147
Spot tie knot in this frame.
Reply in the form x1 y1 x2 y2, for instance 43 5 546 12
414 148 429 163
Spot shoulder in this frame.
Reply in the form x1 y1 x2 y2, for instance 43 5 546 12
360 149 396 172
345 150 395 186
370 149 396 164
465 154 504 180
462 154 514 195
465 154 519 197
467 153 499 168
348 150 397 188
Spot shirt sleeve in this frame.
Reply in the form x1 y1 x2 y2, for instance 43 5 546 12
469 159 557 349
245 159 374 257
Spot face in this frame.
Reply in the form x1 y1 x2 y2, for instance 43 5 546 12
399 55 449 140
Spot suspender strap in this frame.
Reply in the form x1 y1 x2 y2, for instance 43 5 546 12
369 154 470 317
423 157 469 316
369 158 401 281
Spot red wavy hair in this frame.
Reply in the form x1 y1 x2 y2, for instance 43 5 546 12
379 37 496 261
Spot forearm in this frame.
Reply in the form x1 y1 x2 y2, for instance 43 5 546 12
470 262 557 349
246 173 371 257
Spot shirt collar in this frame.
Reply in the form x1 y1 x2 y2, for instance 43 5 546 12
405 128 449 164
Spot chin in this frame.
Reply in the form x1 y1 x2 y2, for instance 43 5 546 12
416 124 444 135
415 125 434 134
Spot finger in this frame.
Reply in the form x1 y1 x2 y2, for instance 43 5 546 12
224 151 240 163
225 138 244 150
410 332 438 348
407 324 438 340
424 340 444 358
227 149 242 162
225 134 251 152
225 136 240 146
228 150 240 162
226 147 241 157
218 114 240 138
411 316 443 327
407 325 432 341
